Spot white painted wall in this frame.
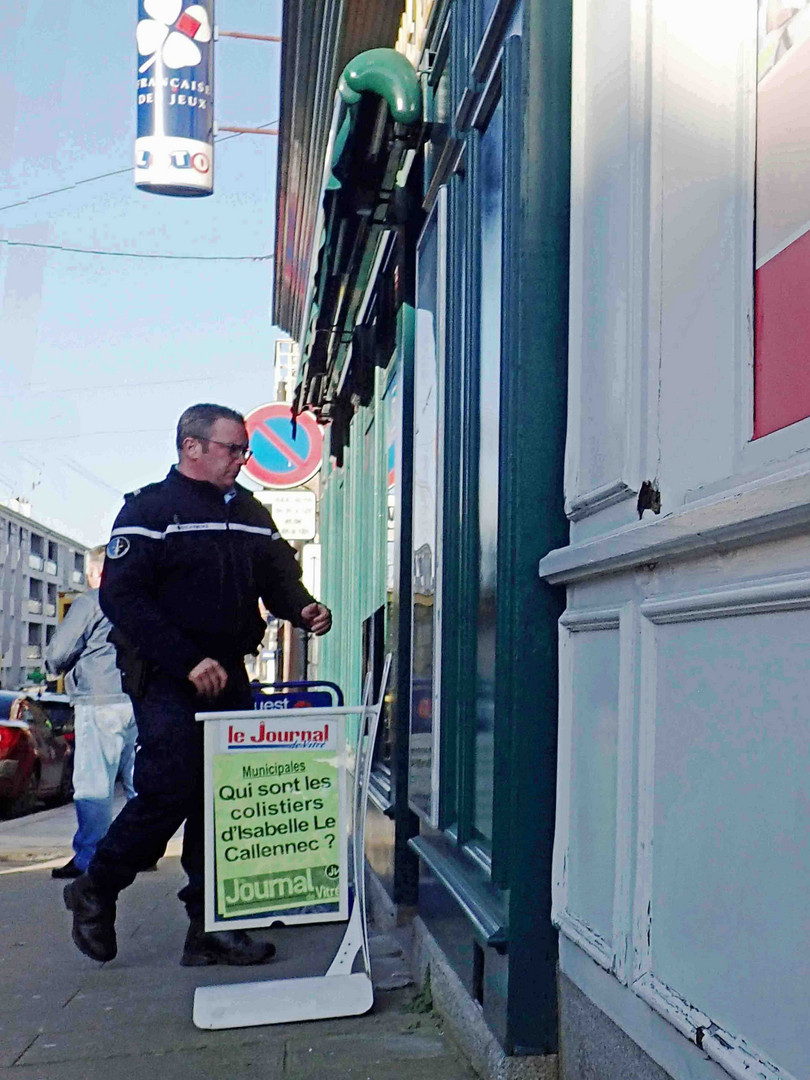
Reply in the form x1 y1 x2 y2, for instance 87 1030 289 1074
544 2 810 1078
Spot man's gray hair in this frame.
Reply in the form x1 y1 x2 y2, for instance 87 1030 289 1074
176 403 245 453
86 544 106 571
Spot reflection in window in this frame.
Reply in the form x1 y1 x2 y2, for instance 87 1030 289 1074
473 98 504 847
480 0 499 38
365 606 389 770
376 375 400 776
425 57 451 190
410 205 442 822
385 374 399 604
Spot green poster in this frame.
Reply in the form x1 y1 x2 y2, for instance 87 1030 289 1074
212 749 341 920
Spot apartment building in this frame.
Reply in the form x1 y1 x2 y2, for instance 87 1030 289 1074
0 502 87 690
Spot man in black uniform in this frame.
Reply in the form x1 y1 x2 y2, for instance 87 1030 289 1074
64 403 331 966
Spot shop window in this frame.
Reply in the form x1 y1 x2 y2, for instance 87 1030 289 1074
472 0 513 65
471 95 504 849
385 373 399 619
409 191 446 825
364 606 389 770
754 0 810 437
480 0 499 37
424 21 452 193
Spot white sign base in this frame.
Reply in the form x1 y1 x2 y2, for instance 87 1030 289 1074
193 971 373 1029
193 657 390 1030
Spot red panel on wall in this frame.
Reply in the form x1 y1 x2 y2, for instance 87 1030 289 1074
754 228 810 439
754 10 810 439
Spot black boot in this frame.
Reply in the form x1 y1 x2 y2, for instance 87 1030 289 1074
63 874 117 962
52 858 83 879
180 918 276 967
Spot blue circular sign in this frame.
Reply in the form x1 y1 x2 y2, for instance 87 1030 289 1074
243 404 324 489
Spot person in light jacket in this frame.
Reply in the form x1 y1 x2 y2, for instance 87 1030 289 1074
45 545 138 879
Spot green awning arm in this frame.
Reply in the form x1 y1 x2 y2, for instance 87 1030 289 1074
327 113 351 189
337 48 421 125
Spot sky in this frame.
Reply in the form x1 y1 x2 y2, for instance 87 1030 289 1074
0 0 284 546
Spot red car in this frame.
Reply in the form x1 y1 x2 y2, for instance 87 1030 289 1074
0 691 74 817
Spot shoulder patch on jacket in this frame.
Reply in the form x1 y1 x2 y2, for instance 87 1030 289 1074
124 480 162 503
106 536 131 560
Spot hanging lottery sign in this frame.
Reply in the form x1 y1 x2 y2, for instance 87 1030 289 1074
135 0 214 196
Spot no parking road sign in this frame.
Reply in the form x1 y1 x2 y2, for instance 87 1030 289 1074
243 403 323 490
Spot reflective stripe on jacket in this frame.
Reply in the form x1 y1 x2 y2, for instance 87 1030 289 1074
99 467 315 680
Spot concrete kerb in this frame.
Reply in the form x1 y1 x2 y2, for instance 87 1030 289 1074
408 916 559 1080
367 859 557 1080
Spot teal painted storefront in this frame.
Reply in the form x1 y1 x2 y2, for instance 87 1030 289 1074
318 363 394 704
314 300 419 905
274 0 571 1069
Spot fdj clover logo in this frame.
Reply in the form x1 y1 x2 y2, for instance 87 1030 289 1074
137 0 212 74
106 536 131 560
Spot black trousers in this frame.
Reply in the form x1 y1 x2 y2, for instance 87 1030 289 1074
88 664 253 919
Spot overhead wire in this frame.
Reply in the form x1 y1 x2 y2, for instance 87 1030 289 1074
0 122 279 214
0 124 281 471
0 239 273 260
61 456 124 497
0 369 275 399
0 120 280 258
11 445 124 498
0 428 171 445
0 117 281 507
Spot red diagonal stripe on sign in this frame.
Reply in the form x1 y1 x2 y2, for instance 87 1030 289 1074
259 420 309 470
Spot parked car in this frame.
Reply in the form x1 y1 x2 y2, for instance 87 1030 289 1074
32 693 75 800
29 691 75 744
0 691 74 817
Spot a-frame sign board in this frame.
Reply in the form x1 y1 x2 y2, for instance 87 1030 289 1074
192 656 390 1030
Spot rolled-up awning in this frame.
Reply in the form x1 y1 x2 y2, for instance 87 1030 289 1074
291 47 422 418
273 0 405 338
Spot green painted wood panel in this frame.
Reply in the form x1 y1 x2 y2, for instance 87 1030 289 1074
316 367 391 712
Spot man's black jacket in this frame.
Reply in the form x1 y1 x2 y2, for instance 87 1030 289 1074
99 467 315 680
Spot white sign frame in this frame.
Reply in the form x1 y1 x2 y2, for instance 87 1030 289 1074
193 657 391 1030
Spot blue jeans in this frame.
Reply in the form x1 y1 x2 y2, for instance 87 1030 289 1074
71 702 138 872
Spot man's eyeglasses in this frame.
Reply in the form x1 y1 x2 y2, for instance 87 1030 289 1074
201 438 253 461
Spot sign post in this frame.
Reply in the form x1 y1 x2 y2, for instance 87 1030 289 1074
135 0 214 196
193 657 391 1030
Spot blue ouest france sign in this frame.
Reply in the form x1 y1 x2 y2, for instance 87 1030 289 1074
135 0 214 196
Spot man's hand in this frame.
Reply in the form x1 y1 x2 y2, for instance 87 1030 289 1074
300 603 332 636
188 658 228 697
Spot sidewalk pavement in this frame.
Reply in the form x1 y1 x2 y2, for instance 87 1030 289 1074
0 803 476 1080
